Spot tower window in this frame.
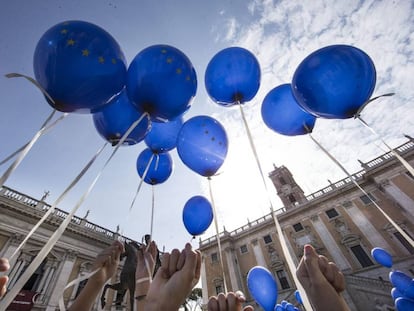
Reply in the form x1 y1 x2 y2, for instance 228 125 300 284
263 235 273 244
276 270 290 289
279 177 287 185
350 245 374 268
360 193 376 205
293 223 304 232
240 244 248 254
325 208 339 219
211 252 218 263
288 194 296 203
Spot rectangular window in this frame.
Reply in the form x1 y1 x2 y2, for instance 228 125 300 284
293 223 304 232
394 231 414 254
325 208 339 219
279 177 287 185
276 270 290 289
215 285 223 295
211 252 218 263
350 245 374 267
240 244 248 254
360 193 376 205
288 194 296 203
263 235 272 244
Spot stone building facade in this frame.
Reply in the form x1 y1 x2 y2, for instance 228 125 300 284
199 139 414 311
0 187 136 311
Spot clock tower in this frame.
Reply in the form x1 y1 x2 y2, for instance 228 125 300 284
269 164 307 209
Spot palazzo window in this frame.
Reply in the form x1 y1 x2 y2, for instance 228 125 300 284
350 245 374 268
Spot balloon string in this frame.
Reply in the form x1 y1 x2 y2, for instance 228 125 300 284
238 103 313 311
308 133 414 249
8 142 108 263
150 184 155 239
356 116 414 177
0 114 142 310
208 177 228 294
0 113 68 166
0 73 63 186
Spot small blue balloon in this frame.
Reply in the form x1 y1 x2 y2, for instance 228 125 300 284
176 115 228 177
182 196 213 236
292 45 376 119
261 84 316 136
34 20 127 113
395 297 414 311
136 149 173 185
371 247 393 268
294 290 303 304
389 271 414 299
247 266 278 311
205 47 260 106
127 44 197 121
285 303 295 311
144 117 183 152
274 304 283 311
391 287 404 300
281 300 288 307
93 90 150 146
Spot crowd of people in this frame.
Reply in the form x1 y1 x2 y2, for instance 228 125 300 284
0 241 350 311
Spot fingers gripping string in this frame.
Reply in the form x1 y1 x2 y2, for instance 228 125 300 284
308 133 414 249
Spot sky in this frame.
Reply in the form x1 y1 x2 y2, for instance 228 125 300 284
0 0 413 252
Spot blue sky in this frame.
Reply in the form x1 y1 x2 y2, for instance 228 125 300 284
0 0 413 251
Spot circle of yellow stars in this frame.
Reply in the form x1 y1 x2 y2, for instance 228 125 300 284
161 48 194 83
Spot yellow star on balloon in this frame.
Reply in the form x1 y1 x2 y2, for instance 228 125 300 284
176 68 182 74
61 29 68 34
111 58 117 64
98 56 105 64
166 58 173 64
82 49 90 56
67 39 75 46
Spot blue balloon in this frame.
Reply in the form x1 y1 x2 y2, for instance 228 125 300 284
395 297 414 311
182 195 213 236
127 45 197 121
285 303 295 311
176 115 228 177
292 45 376 119
136 149 173 185
294 290 303 304
144 117 183 153
93 90 150 146
247 266 278 311
34 20 127 113
274 304 283 311
261 84 316 136
205 47 261 106
389 271 414 299
392 287 404 300
371 247 393 268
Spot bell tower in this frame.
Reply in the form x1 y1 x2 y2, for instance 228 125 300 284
269 164 307 209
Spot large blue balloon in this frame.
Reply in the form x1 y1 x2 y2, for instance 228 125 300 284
247 266 278 311
34 20 127 113
395 297 414 311
205 47 261 106
389 271 414 299
144 117 183 153
136 149 173 185
392 287 404 300
176 115 228 177
371 247 393 268
292 45 376 119
127 45 197 121
93 90 150 146
261 84 316 136
182 195 213 236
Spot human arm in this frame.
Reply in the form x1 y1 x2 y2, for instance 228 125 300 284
68 240 124 311
0 257 10 297
144 243 201 311
208 291 254 311
296 244 350 311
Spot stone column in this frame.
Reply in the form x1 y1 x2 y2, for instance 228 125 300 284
1 234 24 268
45 251 77 311
380 179 414 219
200 256 209 308
343 202 390 248
310 215 351 270
251 239 266 267
224 247 240 292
